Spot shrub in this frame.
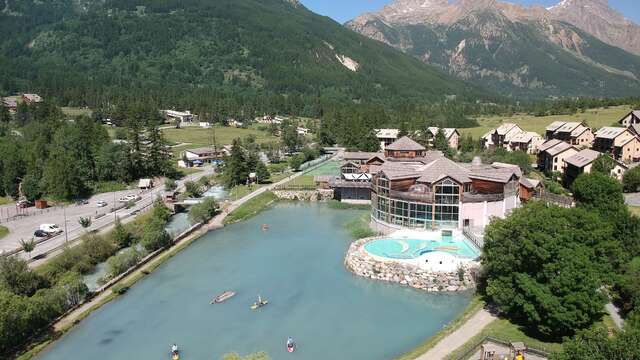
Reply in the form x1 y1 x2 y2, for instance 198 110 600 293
106 248 142 279
188 197 219 224
112 284 129 295
623 166 640 193
184 180 203 198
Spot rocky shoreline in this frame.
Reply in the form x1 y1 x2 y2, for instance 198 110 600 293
344 237 480 292
273 189 334 201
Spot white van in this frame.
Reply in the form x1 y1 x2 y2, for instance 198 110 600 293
39 224 63 234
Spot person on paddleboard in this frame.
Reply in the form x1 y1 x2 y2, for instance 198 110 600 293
171 344 179 355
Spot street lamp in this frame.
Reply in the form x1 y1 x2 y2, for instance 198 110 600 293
63 205 68 243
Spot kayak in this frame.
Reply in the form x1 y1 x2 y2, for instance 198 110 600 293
172 353 180 360
212 290 236 304
287 343 295 353
251 300 268 310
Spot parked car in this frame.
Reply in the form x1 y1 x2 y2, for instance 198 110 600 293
75 199 89 206
119 194 141 202
39 224 62 234
96 200 108 207
33 229 49 238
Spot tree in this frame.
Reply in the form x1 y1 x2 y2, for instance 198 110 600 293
184 181 202 198
141 225 171 252
255 161 270 183
0 256 48 297
551 325 640 360
433 129 450 154
482 202 610 338
358 128 380 152
112 218 132 248
164 178 177 191
623 166 640 193
188 197 218 223
281 121 301 153
223 138 249 186
573 172 624 211
57 271 89 306
0 105 10 124
591 155 616 175
21 173 42 202
78 217 92 230
20 238 36 259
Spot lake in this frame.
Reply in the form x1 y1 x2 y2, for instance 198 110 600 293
39 203 471 360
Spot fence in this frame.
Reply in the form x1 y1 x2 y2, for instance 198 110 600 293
297 154 333 171
273 184 318 191
463 226 484 249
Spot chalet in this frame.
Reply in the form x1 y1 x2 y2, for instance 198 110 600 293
618 110 640 127
563 149 627 187
384 136 426 158
537 139 578 174
183 147 224 166
484 123 524 150
507 131 543 154
162 110 195 123
375 128 399 151
545 121 594 147
427 127 460 149
342 152 384 165
1 97 17 113
629 123 640 137
22 93 42 104
519 177 544 202
228 119 244 128
593 127 640 163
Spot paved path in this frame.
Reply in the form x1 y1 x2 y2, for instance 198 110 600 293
625 193 640 206
417 308 497 360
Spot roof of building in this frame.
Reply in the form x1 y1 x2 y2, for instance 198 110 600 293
508 131 540 143
596 127 628 139
538 139 564 152
385 136 426 151
375 128 399 139
185 147 218 155
564 149 601 168
495 123 520 136
555 122 582 133
343 152 383 160
1 98 17 107
546 141 575 157
22 93 42 102
619 110 640 124
546 121 566 132
519 177 541 189
417 157 472 184
630 123 640 135
469 167 519 184
427 127 459 139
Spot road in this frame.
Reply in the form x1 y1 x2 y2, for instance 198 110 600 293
625 192 640 206
1 167 216 263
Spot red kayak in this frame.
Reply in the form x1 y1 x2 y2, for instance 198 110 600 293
287 343 295 353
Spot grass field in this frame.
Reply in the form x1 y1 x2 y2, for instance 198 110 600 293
461 106 632 139
630 206 640 217
223 191 278 225
0 196 14 205
61 107 93 117
0 226 9 240
162 126 278 149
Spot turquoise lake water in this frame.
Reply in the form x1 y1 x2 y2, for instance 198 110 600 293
40 203 472 360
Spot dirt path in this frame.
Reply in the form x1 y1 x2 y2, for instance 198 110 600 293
416 308 497 360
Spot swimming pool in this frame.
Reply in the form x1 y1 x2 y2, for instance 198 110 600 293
364 233 480 260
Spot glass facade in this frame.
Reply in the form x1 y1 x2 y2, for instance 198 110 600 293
373 176 460 229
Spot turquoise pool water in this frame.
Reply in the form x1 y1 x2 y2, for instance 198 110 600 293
365 236 480 260
38 203 472 360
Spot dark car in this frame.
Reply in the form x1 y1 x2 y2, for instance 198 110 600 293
33 230 49 238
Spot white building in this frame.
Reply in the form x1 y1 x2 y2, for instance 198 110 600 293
162 110 195 123
375 128 400 151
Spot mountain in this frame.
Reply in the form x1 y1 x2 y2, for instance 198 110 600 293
0 0 487 114
548 0 640 56
347 0 640 98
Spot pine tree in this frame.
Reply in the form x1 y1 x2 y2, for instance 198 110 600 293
223 138 249 187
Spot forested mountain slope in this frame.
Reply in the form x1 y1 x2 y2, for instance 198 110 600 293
0 0 489 117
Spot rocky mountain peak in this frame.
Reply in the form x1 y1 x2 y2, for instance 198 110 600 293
548 0 640 55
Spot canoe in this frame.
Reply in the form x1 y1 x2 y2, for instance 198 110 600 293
172 353 180 360
212 291 236 304
287 343 295 353
250 300 268 310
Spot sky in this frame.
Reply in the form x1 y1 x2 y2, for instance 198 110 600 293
300 0 640 25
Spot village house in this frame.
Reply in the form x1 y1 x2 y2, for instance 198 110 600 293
22 93 42 105
375 128 399 151
592 127 640 163
384 136 427 158
618 110 640 127
563 149 628 187
506 131 543 154
162 110 195 124
537 139 578 175
1 97 17 113
228 119 244 128
297 127 310 136
180 147 224 167
426 127 460 149
482 123 524 150
545 121 594 147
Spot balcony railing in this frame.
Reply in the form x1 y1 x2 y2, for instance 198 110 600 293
387 190 435 203
462 192 504 203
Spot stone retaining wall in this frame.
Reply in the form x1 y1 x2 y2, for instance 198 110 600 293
273 189 334 202
344 237 479 292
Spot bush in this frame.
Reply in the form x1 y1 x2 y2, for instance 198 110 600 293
164 178 177 191
112 284 129 295
623 166 640 193
106 248 142 279
188 197 219 224
112 218 132 248
184 180 202 197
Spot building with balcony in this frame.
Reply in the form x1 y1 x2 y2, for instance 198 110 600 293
375 128 400 151
593 127 640 163
370 155 526 232
426 127 460 149
545 121 594 147
537 139 578 175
